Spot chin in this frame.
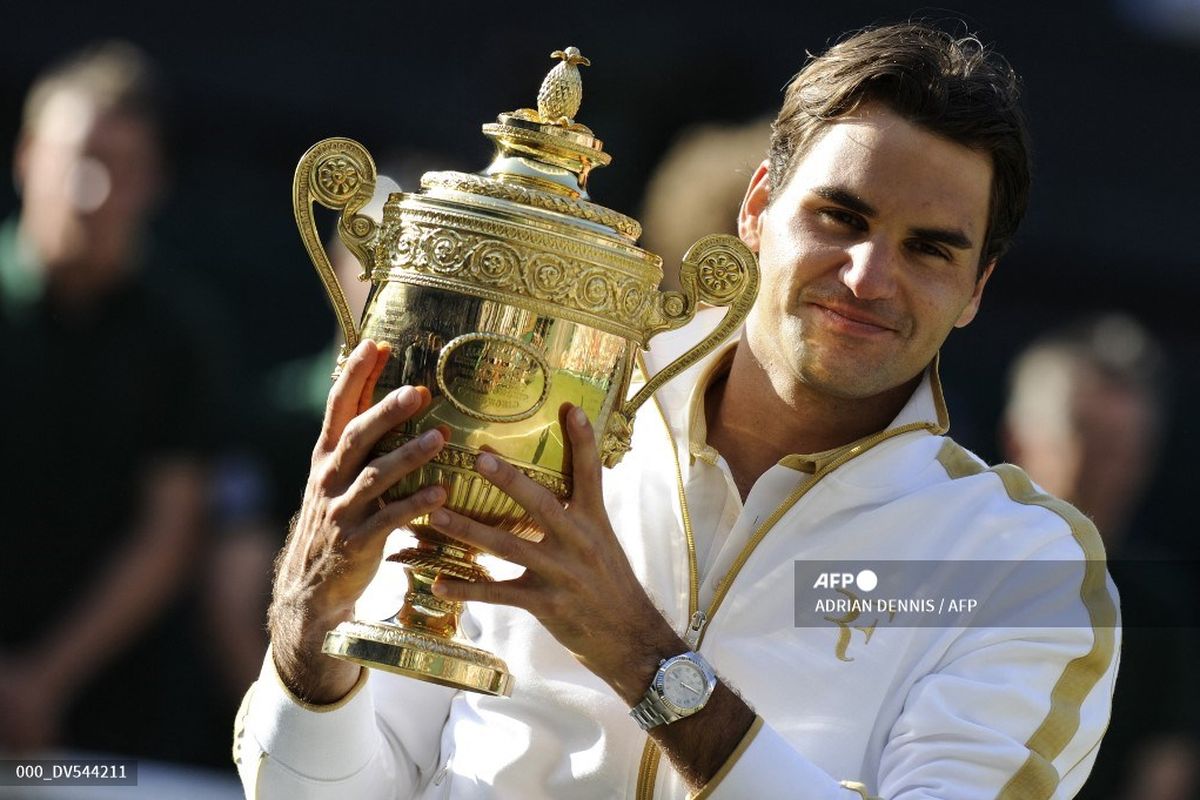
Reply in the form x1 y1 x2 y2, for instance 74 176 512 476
796 361 888 401
811 345 925 395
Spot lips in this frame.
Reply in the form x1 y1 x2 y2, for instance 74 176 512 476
808 301 899 334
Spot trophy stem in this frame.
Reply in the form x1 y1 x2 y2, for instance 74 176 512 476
393 533 488 638
321 530 514 696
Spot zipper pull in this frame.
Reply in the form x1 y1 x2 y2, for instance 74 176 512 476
684 610 707 649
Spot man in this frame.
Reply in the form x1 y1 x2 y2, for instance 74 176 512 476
1003 316 1195 800
0 43 215 759
237 23 1118 798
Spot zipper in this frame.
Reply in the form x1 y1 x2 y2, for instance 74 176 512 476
635 356 698 800
684 611 707 649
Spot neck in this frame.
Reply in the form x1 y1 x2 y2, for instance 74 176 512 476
706 343 920 499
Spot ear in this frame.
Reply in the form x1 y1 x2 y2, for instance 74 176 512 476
954 259 996 328
737 159 771 253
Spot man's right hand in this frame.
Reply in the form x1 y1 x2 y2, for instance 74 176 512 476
268 339 447 704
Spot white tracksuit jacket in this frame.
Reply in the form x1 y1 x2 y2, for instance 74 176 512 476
236 309 1119 799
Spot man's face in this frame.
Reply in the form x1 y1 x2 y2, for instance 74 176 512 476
738 103 994 402
16 89 161 280
1004 367 1156 545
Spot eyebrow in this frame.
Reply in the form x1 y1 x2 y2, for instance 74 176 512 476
812 185 877 217
812 184 975 252
910 226 974 251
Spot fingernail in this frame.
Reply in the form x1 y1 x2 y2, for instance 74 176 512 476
424 486 445 504
476 453 498 474
431 579 448 597
419 429 442 450
393 386 417 408
571 406 588 427
430 509 449 526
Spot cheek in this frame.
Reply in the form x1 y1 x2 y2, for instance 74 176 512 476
907 275 979 336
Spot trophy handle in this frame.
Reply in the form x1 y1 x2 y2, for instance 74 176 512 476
600 234 759 466
292 137 380 359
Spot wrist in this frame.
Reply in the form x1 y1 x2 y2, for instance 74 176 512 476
597 616 689 707
631 651 719 731
268 597 360 704
270 637 362 705
268 585 355 643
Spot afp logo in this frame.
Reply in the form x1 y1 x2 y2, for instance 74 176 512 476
813 569 878 592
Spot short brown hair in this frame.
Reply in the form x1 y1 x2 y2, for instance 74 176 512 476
1006 313 1169 436
22 40 163 136
769 22 1031 267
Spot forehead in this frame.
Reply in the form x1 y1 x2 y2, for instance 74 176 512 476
31 89 156 152
783 105 993 236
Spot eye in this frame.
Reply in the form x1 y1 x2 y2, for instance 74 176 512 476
907 239 952 261
818 207 867 231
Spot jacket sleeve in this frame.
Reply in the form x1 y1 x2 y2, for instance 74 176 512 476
693 556 1120 799
688 716 880 799
234 648 456 799
881 626 1117 798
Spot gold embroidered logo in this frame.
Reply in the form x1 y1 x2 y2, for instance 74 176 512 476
823 588 896 662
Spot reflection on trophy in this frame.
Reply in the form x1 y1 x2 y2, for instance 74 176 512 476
292 46 759 696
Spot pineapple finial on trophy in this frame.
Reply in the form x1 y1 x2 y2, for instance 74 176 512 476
537 46 590 127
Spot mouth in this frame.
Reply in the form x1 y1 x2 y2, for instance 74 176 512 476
807 302 898 336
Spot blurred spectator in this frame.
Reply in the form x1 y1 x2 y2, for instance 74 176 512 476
639 118 770 291
0 42 221 760
1001 314 1199 800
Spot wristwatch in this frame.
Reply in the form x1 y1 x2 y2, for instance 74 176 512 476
630 651 718 730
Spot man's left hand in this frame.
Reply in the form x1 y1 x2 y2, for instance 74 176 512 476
429 404 682 705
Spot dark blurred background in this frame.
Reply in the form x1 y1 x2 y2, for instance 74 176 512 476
1 0 1197 796
3 0 1197 501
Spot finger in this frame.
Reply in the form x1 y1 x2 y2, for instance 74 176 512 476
357 342 392 415
318 486 447 610
356 484 448 550
329 385 426 481
344 427 447 507
563 404 603 509
317 340 379 454
473 452 569 535
431 574 531 609
427 508 553 573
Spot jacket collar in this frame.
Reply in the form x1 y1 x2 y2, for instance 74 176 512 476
683 338 949 474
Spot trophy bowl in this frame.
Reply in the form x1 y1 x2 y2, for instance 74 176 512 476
292 47 759 696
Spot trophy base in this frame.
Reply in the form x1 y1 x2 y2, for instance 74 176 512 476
323 619 514 697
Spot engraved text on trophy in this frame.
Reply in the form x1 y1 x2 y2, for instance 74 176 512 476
436 333 550 422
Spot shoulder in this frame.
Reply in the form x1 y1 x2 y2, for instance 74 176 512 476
928 437 1105 564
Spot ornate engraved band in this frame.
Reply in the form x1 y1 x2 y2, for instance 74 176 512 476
323 621 514 696
421 171 638 239
390 548 491 582
377 204 669 344
404 590 461 616
332 621 500 664
378 436 571 498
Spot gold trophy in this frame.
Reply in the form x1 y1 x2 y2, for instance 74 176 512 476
292 47 758 697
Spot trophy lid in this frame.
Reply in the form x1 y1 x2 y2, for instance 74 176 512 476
419 47 642 242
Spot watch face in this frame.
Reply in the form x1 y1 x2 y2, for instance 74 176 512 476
661 660 708 710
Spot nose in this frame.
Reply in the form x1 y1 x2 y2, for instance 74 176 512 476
840 240 898 301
